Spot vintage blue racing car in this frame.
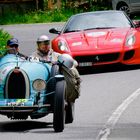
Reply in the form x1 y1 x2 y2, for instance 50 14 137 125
0 53 75 132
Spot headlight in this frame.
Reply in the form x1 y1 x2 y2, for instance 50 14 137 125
126 35 135 46
58 40 69 52
32 79 46 92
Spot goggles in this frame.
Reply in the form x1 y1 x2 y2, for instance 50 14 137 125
9 44 18 48
37 40 50 45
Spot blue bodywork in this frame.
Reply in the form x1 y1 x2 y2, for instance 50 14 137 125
0 54 59 119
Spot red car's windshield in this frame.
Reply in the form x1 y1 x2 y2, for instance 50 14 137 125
63 11 134 33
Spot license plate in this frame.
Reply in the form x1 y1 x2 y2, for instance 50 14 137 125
7 102 24 106
78 62 92 67
8 102 18 106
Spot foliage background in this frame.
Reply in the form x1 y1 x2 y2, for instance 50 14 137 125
0 29 12 55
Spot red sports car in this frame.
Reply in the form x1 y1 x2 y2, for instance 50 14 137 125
49 10 140 69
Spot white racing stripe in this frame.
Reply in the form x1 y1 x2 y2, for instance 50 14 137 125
96 88 140 140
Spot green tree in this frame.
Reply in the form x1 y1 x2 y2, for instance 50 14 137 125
0 29 12 56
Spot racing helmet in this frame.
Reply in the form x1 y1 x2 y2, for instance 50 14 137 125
37 35 50 45
58 54 74 68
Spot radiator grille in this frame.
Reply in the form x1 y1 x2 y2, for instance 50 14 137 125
5 69 30 99
75 53 120 63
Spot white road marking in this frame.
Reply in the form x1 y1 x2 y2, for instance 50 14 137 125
96 88 140 140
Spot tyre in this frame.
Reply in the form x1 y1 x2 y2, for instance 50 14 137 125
53 80 66 132
65 102 75 124
47 64 60 110
50 64 59 77
117 3 130 16
49 64 59 91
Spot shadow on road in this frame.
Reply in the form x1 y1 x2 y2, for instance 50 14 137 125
0 120 53 133
79 64 140 75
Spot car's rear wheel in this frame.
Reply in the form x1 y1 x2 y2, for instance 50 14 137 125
53 80 66 132
65 102 75 124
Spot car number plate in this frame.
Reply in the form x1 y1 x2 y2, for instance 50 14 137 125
7 102 24 106
8 102 18 106
79 62 92 67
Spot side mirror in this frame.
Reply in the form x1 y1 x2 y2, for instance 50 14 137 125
49 28 61 34
133 20 140 27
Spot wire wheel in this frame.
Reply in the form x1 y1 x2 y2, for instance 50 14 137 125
118 4 130 16
53 80 66 132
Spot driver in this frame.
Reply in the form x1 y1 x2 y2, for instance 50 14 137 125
6 38 28 59
31 35 81 102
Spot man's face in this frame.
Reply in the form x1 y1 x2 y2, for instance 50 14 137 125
38 41 50 54
6 45 18 54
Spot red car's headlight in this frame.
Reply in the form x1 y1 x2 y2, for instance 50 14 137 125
58 40 70 52
126 34 136 47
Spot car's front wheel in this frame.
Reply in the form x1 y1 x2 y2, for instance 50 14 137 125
53 80 66 132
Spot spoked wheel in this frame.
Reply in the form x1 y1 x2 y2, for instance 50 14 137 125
65 102 75 124
117 4 130 17
53 80 66 132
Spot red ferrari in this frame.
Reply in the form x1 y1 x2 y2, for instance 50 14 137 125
49 10 140 68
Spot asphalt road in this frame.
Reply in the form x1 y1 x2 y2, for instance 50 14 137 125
1 23 140 140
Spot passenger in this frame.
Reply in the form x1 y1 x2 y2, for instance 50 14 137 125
31 35 59 62
6 38 28 59
31 35 81 102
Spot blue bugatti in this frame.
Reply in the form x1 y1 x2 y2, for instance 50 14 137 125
0 53 74 132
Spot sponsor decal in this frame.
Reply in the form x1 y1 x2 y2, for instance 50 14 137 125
16 99 28 103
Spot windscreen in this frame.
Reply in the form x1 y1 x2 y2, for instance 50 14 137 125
63 11 133 33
